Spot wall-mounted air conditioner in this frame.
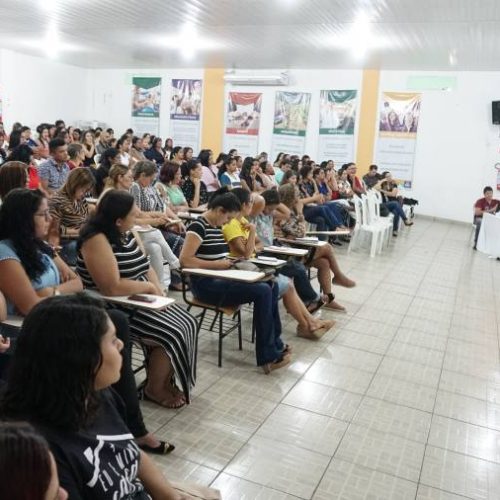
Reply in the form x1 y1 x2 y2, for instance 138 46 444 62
224 71 289 86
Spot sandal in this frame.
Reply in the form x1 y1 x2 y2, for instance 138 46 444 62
307 298 325 314
332 276 356 288
282 344 293 355
262 354 291 374
138 441 176 455
323 293 347 312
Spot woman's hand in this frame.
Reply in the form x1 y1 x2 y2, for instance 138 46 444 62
218 259 233 270
0 335 10 353
242 222 256 233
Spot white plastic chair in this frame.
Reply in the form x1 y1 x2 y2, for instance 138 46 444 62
366 191 393 247
349 196 385 257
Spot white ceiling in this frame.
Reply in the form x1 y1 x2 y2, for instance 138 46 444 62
1 0 500 70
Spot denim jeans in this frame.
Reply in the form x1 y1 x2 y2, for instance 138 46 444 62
383 201 407 231
190 277 284 366
303 205 340 231
474 216 483 244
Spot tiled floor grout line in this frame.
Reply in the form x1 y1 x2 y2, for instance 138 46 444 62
413 224 465 499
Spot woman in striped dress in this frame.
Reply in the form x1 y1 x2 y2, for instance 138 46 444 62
77 190 198 409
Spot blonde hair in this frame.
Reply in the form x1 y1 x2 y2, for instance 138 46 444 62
105 164 129 189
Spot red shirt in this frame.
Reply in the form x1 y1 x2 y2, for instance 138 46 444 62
475 197 499 215
28 165 40 190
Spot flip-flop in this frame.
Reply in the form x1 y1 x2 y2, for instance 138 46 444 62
138 441 176 455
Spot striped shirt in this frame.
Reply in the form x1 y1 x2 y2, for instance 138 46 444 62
187 217 229 260
49 191 90 235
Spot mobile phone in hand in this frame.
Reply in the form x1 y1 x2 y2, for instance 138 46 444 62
128 294 156 303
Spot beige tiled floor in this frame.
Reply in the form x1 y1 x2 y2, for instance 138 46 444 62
145 218 500 499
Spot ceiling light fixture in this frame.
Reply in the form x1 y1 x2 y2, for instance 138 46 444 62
157 22 221 61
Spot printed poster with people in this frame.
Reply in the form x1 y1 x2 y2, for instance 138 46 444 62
271 91 311 159
375 92 422 188
131 77 162 136
224 92 262 157
318 89 357 164
170 79 203 150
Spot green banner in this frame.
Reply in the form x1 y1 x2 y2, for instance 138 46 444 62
319 90 357 135
273 91 311 136
132 77 162 118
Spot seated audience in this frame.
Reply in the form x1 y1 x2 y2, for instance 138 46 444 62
130 136 146 166
130 160 186 264
0 422 68 500
239 157 264 193
259 160 277 188
473 185 500 249
180 188 291 372
363 164 382 189
377 173 414 236
117 135 131 167
0 294 210 498
93 147 119 196
66 142 85 170
0 188 167 454
337 168 354 199
218 156 241 188
223 188 334 338
105 164 180 294
164 137 173 157
0 162 28 203
36 124 51 159
81 130 96 167
38 138 70 195
199 148 220 193
144 137 165 168
48 168 95 265
181 158 209 208
170 146 184 165
78 190 198 407
6 144 41 190
277 184 355 309
156 161 190 213
298 165 345 235
95 128 110 155
183 146 194 162
280 169 297 186
345 162 366 195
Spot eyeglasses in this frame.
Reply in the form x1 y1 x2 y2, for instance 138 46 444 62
35 209 51 220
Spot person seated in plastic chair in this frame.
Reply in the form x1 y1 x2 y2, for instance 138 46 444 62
375 173 414 237
473 186 500 250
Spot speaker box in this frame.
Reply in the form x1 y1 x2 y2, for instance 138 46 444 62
492 101 500 124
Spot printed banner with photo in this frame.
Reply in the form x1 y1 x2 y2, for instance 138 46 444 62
131 77 162 136
170 79 203 150
271 91 311 159
318 90 357 165
375 92 422 188
224 92 262 157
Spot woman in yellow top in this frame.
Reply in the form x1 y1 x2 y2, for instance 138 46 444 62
222 188 334 339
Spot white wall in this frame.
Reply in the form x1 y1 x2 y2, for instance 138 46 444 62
379 71 500 223
0 49 89 131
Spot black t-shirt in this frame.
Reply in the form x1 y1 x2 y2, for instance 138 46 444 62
36 389 150 500
182 178 209 207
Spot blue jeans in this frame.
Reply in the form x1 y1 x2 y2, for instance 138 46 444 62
383 201 407 231
190 277 284 366
303 205 340 232
278 260 318 303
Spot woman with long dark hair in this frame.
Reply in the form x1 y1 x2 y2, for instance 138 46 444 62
77 190 198 408
0 422 68 499
0 188 167 454
1 294 191 499
93 147 119 196
239 156 264 193
144 137 164 168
